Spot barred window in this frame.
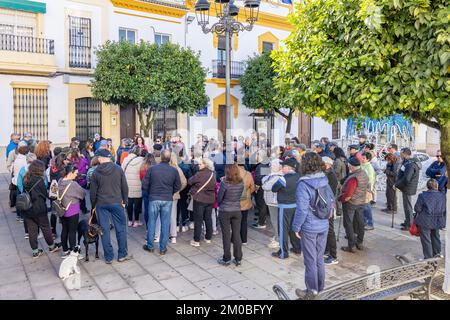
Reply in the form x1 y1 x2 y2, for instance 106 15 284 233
69 16 91 68
75 98 102 145
13 88 48 141
332 120 341 140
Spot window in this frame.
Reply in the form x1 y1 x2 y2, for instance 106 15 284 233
69 16 91 68
332 120 341 139
262 41 274 53
75 98 102 145
119 28 136 44
152 109 177 141
0 8 36 36
154 33 170 45
13 87 48 141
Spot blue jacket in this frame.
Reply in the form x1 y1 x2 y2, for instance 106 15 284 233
292 172 330 234
6 140 17 159
426 161 447 192
414 190 446 230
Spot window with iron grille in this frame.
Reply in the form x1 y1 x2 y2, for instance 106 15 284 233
152 109 177 140
332 120 341 139
75 98 102 144
262 41 274 53
69 16 91 68
13 88 48 141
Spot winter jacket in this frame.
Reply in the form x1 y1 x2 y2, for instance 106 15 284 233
58 179 85 218
12 154 27 185
414 190 446 230
179 161 195 181
116 146 132 165
339 169 369 206
325 169 339 195
7 150 16 173
86 166 97 188
385 162 400 188
173 166 187 200
188 168 216 204
90 162 128 207
210 152 226 182
6 140 17 159
81 148 94 165
217 180 244 212
395 157 422 195
333 157 347 182
122 154 144 198
72 157 89 188
292 172 330 234
426 161 447 192
17 165 48 193
262 173 283 206
142 162 181 202
239 166 255 211
23 175 48 218
272 171 300 204
254 161 271 187
361 162 376 189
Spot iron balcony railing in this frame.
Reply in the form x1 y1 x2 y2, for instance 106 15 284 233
0 34 54 54
69 45 92 69
212 60 245 79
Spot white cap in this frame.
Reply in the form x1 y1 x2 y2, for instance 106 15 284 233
322 157 334 166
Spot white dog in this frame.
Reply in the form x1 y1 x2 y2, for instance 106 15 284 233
59 246 81 290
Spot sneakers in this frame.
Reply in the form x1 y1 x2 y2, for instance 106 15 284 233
24 233 29 239
49 242 62 253
232 258 242 266
289 248 302 256
143 245 154 253
324 256 339 265
295 289 317 299
154 237 160 243
128 221 133 227
181 226 189 232
364 226 374 231
252 224 266 229
190 240 200 247
381 208 391 213
61 250 71 259
205 239 211 244
268 239 280 249
105 260 113 264
189 222 195 230
242 242 247 246
217 258 231 266
32 249 44 259
118 255 133 262
37 232 43 239
341 246 355 253
19 218 24 223
170 237 177 244
356 243 364 251
133 221 143 227
212 230 219 235
159 250 167 255
16 216 20 222
271 251 289 259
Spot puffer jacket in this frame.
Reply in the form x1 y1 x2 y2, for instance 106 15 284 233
395 157 422 195
414 190 446 230
333 157 348 182
262 173 283 206
239 166 255 211
173 166 187 200
122 154 144 198
12 154 27 185
217 179 244 212
292 172 330 234
23 175 48 217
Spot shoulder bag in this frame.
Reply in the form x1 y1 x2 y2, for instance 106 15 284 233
52 182 73 218
188 173 214 211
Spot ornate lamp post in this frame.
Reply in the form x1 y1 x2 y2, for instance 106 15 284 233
195 0 261 162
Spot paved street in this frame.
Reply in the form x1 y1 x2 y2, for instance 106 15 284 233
0 173 445 300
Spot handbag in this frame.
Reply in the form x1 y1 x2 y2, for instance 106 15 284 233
188 173 214 211
409 221 420 237
16 179 41 211
52 182 72 218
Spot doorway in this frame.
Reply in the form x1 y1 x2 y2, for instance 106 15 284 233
120 105 136 139
298 112 312 147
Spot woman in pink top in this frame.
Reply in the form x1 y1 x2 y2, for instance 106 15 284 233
134 136 148 152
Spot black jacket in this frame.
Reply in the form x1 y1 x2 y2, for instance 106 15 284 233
272 171 300 204
325 169 339 195
217 180 244 212
395 157 422 195
142 162 181 202
90 162 129 207
414 190 446 230
385 162 400 187
23 175 48 217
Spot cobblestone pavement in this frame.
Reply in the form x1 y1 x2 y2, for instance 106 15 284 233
0 173 445 300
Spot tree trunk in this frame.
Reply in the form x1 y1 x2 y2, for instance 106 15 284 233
285 109 294 134
441 121 450 293
136 106 155 139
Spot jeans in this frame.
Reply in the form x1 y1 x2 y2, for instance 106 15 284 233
26 215 55 251
61 214 79 252
301 231 328 293
240 210 248 243
170 200 178 238
363 204 374 228
342 202 365 249
96 204 128 262
255 189 269 226
419 227 441 259
325 217 337 259
402 193 413 227
268 206 279 242
219 210 242 262
279 205 301 257
193 201 213 242
127 197 142 222
143 193 150 226
147 201 172 252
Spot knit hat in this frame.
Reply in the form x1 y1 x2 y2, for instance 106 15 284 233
322 157 334 166
95 149 112 158
281 157 298 170
348 156 360 167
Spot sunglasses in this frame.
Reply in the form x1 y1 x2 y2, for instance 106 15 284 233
436 155 442 158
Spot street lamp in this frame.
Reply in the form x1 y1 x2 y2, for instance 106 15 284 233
194 0 261 163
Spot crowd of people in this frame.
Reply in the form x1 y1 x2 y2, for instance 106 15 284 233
5 130 448 297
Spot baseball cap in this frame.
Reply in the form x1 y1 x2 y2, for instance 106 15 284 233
18 141 28 147
322 157 334 166
348 156 361 167
348 144 359 150
314 142 325 149
281 157 298 170
95 149 112 158
329 142 338 148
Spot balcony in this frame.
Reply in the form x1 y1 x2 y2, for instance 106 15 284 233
0 33 57 76
69 45 92 69
212 60 245 79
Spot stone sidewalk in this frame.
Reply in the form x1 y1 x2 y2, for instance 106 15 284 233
0 173 443 300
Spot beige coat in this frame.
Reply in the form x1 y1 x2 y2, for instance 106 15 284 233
173 166 187 200
122 154 144 198
239 166 255 211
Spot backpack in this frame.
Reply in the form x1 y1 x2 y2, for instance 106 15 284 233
52 182 73 218
309 184 336 220
16 179 41 211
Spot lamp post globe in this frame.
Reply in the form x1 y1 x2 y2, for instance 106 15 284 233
194 0 210 26
229 0 240 17
244 0 261 24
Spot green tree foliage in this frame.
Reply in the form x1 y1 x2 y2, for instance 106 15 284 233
273 0 449 160
92 40 208 137
240 52 296 133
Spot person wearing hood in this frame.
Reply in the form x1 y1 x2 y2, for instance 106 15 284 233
271 157 301 259
292 152 331 298
122 146 145 228
253 149 271 229
90 149 130 264
426 150 447 193
395 147 422 230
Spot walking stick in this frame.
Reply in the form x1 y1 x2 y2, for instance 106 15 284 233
391 209 395 228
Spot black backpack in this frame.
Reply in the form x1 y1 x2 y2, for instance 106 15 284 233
16 179 41 211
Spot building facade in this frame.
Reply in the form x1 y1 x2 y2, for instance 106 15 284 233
5 0 436 169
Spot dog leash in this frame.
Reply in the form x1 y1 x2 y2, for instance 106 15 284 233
88 208 97 238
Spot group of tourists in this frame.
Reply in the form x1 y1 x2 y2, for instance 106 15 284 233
5 130 447 297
